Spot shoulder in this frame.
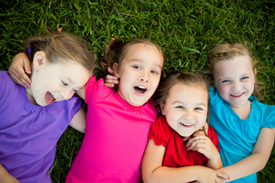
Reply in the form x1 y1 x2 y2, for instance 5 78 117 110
251 96 275 128
148 116 172 148
0 70 21 98
85 76 112 103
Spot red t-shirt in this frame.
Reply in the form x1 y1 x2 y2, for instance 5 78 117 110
148 116 220 167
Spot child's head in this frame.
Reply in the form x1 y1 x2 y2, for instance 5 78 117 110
23 32 96 106
154 71 209 138
208 43 261 108
103 37 165 107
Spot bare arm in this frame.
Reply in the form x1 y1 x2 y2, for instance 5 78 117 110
8 53 32 87
0 164 19 183
69 107 86 133
219 127 275 182
141 139 228 183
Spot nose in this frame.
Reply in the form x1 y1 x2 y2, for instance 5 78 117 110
183 110 194 120
139 71 149 82
61 89 74 100
232 81 242 92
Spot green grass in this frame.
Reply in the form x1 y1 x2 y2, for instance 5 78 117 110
1 0 274 182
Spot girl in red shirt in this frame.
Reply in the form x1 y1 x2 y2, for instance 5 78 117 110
142 71 229 183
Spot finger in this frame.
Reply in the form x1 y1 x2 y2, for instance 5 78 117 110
105 79 118 85
18 66 31 86
104 83 115 88
217 172 230 181
105 74 118 80
23 59 32 74
107 67 114 75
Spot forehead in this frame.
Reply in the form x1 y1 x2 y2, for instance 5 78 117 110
123 43 163 64
51 61 91 86
214 56 253 73
168 82 208 101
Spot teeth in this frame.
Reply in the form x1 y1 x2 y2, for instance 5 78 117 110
180 122 193 126
137 86 146 89
232 93 243 97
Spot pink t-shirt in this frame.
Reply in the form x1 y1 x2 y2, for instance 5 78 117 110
66 76 157 183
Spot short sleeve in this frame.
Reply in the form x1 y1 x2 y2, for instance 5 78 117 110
261 105 275 129
85 76 112 104
207 125 220 151
148 116 171 148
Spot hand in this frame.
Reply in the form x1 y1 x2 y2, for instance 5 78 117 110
8 53 31 87
186 130 219 160
196 167 229 183
104 67 118 88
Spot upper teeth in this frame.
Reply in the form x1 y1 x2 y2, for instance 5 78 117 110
232 93 242 97
137 86 146 89
180 122 193 126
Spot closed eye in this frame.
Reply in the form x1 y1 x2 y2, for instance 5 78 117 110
61 80 68 86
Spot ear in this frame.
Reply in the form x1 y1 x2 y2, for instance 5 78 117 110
113 62 120 78
160 102 165 115
33 51 46 71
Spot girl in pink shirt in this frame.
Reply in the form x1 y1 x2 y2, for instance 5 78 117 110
65 37 165 183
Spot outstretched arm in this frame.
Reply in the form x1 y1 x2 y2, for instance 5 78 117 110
219 127 275 182
141 139 228 183
8 53 32 87
0 164 19 183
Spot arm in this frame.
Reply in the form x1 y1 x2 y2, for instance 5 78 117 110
69 107 86 133
8 53 32 87
0 164 19 183
219 127 275 182
141 139 228 183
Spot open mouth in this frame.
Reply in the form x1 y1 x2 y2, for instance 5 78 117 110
230 92 244 97
134 86 147 94
180 122 194 127
45 92 56 104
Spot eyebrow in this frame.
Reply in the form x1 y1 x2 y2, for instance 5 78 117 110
172 101 207 106
130 59 163 69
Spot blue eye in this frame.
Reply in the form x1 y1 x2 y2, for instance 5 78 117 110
62 81 68 86
221 80 230 83
241 76 249 80
151 70 157 75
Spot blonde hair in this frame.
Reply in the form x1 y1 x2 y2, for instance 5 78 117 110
23 32 97 74
153 71 209 117
101 36 165 71
207 43 263 98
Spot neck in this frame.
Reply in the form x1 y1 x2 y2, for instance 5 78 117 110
25 87 37 105
230 101 251 120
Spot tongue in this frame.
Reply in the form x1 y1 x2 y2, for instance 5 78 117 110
134 87 145 94
45 92 54 103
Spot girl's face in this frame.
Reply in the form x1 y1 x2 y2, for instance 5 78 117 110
213 55 256 108
115 43 163 106
26 52 91 106
161 83 208 137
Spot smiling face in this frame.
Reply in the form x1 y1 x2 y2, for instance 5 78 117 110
161 83 208 137
26 52 91 106
114 43 163 106
214 55 256 108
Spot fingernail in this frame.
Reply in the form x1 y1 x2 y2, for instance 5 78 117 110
190 144 192 147
228 177 230 180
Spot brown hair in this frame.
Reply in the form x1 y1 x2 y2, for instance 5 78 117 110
101 36 165 71
23 32 96 74
153 71 209 117
207 43 263 98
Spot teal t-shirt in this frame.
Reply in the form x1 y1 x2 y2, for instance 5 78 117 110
209 86 275 183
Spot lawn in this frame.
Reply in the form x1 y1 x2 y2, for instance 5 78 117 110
0 0 274 182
